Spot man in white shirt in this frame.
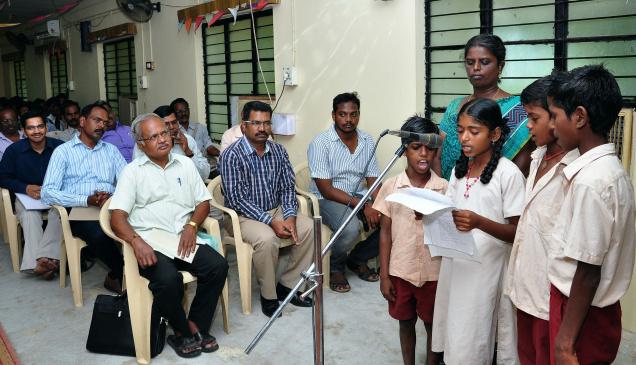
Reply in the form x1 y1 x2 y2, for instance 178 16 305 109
110 113 228 358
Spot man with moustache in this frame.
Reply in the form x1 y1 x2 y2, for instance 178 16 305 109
49 100 81 141
133 105 210 179
307 92 381 293
98 100 135 163
219 101 315 317
42 102 127 293
110 113 228 357
170 98 219 158
0 111 63 279
0 107 25 160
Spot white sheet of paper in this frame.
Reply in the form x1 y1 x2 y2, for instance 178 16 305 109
145 229 202 264
69 206 101 221
423 211 480 262
386 187 480 262
15 193 50 210
386 187 454 215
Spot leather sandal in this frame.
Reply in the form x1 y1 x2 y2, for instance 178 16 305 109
167 334 202 358
329 273 351 293
346 261 379 282
194 332 219 353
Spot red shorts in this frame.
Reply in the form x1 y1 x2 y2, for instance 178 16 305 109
388 276 437 324
517 309 550 365
549 284 622 365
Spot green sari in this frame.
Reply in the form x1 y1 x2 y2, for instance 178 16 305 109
439 95 530 180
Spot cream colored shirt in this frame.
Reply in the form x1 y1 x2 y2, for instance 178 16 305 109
373 171 448 287
109 153 212 250
548 144 635 307
505 146 579 320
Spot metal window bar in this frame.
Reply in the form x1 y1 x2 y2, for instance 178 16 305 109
103 38 136 117
202 9 274 141
424 0 636 119
14 60 27 99
50 51 68 96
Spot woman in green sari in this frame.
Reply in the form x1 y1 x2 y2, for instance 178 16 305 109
437 34 534 179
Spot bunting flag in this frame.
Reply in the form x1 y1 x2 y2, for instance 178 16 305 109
251 0 268 11
228 5 239 25
194 15 205 32
178 18 185 32
207 10 225 27
184 17 193 33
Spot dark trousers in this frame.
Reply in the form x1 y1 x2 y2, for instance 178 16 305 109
139 245 229 336
70 220 124 279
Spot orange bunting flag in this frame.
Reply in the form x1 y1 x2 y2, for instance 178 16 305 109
184 17 193 33
207 10 225 27
194 15 205 32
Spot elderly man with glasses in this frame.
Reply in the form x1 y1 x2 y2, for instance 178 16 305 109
110 112 228 358
218 101 315 317
132 105 210 180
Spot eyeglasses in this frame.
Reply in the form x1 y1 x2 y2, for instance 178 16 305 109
138 130 170 143
175 108 189 114
244 120 272 128
24 124 46 132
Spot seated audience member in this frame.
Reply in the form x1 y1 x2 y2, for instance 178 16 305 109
45 97 61 131
0 107 25 160
0 111 64 279
220 124 273 153
219 101 314 317
171 98 219 158
134 105 210 179
98 100 134 163
110 113 228 358
307 92 380 293
41 102 127 293
49 100 81 141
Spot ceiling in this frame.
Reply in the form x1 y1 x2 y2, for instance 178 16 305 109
0 0 82 25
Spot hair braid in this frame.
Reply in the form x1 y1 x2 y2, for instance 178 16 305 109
454 152 470 179
480 121 509 184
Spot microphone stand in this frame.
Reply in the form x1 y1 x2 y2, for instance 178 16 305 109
245 144 407 361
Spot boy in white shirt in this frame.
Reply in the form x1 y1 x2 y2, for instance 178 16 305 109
547 64 635 365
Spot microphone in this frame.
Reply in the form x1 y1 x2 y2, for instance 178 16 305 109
387 130 443 148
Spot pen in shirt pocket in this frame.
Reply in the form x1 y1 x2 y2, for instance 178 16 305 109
177 177 182 186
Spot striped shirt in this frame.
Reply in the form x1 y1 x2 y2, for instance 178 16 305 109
219 137 297 225
41 134 127 207
307 125 380 199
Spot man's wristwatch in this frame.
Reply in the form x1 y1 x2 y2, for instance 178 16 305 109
185 221 198 230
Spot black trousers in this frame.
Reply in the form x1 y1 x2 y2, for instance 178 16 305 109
139 245 229 335
70 220 124 279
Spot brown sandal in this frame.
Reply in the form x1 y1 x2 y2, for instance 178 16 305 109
329 273 351 293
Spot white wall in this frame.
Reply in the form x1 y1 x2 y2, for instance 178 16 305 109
272 0 425 167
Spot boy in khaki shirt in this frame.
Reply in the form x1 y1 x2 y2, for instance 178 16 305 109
375 116 447 365
547 65 635 365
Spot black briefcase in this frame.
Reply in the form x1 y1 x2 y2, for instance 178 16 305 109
86 293 167 358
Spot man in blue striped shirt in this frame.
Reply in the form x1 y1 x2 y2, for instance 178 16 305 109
42 102 127 293
219 101 314 317
308 92 381 293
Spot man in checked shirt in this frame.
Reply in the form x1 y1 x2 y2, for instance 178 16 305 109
219 101 315 318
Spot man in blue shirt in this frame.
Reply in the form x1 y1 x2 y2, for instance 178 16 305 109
41 102 127 293
0 111 63 279
219 101 314 317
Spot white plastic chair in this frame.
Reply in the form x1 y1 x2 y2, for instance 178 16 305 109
99 198 230 364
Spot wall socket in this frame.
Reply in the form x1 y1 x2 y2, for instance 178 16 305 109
281 66 298 86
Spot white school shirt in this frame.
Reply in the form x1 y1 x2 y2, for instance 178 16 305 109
109 153 212 250
504 147 579 320
548 143 636 308
432 157 525 365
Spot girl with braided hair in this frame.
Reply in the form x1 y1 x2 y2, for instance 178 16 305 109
431 98 526 365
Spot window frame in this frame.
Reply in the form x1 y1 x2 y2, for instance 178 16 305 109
103 37 137 116
14 59 27 99
49 50 68 96
202 9 275 141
